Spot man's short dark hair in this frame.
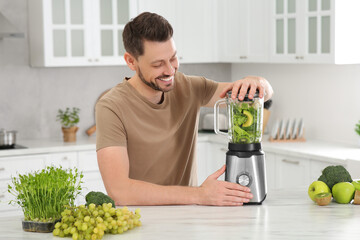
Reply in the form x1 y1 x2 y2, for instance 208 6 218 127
122 12 173 59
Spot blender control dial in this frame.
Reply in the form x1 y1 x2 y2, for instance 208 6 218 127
237 174 251 187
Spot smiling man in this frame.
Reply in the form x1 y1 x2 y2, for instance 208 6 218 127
96 12 273 206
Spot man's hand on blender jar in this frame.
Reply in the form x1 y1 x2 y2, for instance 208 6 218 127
198 76 273 206
220 76 273 101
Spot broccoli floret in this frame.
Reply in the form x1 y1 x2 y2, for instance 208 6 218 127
85 191 115 208
318 165 353 191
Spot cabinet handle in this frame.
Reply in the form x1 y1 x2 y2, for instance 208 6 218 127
94 59 99 62
295 56 304 60
282 159 300 165
0 167 5 171
239 56 247 59
62 157 68 161
0 194 4 199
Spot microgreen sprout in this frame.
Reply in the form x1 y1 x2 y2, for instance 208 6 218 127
7 166 83 222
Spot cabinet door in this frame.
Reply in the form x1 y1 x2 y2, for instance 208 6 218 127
209 143 227 181
303 0 333 62
0 155 46 181
42 0 92 66
270 0 303 62
196 142 209 185
175 0 217 63
45 152 77 168
218 0 268 63
92 0 137 65
0 155 46 213
139 0 217 63
309 159 344 182
265 152 277 191
276 154 310 188
77 150 106 202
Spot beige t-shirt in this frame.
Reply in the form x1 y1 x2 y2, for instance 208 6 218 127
96 71 218 186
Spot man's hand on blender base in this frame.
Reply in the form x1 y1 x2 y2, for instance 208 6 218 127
220 76 272 101
198 165 253 206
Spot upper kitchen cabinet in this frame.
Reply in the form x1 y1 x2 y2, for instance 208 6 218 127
138 0 218 63
218 0 269 63
28 0 138 67
270 0 360 64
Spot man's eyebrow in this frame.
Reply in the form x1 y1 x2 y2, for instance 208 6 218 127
151 51 177 64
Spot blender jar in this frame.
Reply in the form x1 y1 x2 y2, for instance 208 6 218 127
214 91 264 144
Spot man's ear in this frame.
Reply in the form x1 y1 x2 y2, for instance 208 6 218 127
124 52 137 71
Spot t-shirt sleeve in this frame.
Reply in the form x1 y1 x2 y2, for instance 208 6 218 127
186 75 218 106
95 99 127 151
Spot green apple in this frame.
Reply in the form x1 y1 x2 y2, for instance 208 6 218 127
308 181 331 201
332 182 355 204
351 180 360 191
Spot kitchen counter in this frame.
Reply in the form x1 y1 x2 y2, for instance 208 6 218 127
198 132 360 162
0 137 96 157
1 188 359 240
2 133 360 163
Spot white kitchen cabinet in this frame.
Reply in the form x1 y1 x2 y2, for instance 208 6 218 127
138 0 218 63
275 153 311 189
196 142 209 185
196 141 227 185
77 150 106 204
0 154 47 215
210 142 227 181
309 159 345 182
28 0 138 67
265 152 277 191
0 149 105 214
270 0 360 64
44 152 77 168
218 0 269 63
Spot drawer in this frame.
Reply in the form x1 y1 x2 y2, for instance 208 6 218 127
78 150 98 172
0 179 22 213
45 152 77 168
0 155 46 180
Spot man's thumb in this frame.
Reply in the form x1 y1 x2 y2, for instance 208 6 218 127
209 164 226 179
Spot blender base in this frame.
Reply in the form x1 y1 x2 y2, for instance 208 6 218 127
244 194 267 205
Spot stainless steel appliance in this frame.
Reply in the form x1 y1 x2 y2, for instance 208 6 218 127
0 129 26 150
214 91 267 204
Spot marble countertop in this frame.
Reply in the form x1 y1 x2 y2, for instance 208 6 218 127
1 188 359 240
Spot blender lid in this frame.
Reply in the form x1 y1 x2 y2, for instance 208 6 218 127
227 90 259 100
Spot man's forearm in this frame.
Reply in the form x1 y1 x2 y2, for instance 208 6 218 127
107 178 201 206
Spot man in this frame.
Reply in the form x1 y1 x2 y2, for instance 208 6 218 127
96 12 273 206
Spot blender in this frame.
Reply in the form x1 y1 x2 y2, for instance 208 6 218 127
214 91 267 204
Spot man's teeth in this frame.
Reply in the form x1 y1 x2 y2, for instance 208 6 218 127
159 76 173 82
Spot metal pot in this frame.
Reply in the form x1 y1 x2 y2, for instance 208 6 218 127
0 128 17 147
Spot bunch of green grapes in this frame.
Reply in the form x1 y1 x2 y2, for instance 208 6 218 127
53 203 141 240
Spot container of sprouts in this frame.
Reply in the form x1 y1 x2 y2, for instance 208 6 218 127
7 166 83 233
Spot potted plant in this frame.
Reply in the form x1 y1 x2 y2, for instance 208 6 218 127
57 107 80 142
7 166 83 233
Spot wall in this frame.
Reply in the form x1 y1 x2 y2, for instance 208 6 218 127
232 63 360 145
0 0 231 140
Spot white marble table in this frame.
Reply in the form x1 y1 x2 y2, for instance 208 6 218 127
1 188 359 240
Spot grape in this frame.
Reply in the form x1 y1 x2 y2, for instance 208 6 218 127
52 204 141 239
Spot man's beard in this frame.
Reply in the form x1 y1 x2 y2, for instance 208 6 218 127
138 68 175 92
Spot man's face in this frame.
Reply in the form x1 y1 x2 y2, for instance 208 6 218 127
135 38 179 92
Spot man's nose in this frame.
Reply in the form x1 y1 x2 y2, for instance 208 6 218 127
164 62 175 75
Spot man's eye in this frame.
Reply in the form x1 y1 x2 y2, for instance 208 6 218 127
153 64 162 68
